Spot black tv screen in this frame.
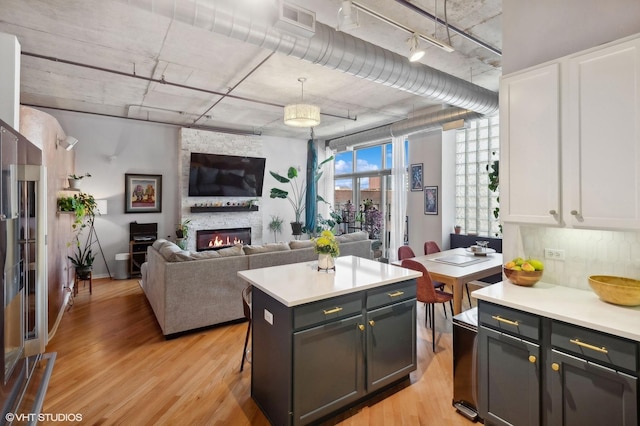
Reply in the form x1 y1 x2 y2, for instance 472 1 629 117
188 152 266 197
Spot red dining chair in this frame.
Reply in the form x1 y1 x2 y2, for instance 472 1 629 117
401 259 453 352
423 240 441 255
423 241 446 292
398 245 416 260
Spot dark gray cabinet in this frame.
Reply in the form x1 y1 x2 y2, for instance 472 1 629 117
252 279 416 426
478 302 541 426
478 301 639 426
548 321 638 425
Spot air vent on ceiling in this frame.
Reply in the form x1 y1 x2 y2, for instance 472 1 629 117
274 0 316 38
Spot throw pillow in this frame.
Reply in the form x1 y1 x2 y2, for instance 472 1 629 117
243 242 291 255
169 250 195 262
289 240 315 250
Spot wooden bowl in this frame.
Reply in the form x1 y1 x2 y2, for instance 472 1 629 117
503 267 543 287
588 275 640 306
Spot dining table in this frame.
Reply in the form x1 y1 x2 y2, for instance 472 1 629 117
392 247 503 315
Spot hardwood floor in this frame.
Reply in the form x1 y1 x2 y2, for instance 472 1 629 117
41 278 477 425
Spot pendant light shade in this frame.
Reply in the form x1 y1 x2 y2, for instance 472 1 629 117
284 77 321 128
284 104 321 127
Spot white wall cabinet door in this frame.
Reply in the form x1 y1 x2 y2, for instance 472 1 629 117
563 38 640 229
500 63 561 225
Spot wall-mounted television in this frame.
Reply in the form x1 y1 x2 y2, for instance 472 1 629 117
188 152 266 197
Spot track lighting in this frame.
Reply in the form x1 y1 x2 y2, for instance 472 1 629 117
337 0 359 31
408 33 425 62
57 135 78 151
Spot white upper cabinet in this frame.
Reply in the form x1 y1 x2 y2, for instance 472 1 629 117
563 37 640 229
501 34 640 230
500 63 561 225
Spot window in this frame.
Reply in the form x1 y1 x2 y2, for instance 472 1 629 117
334 143 393 257
455 116 500 237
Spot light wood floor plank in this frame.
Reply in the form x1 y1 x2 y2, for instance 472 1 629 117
41 278 476 425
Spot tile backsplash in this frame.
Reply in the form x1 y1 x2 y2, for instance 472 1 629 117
513 226 640 290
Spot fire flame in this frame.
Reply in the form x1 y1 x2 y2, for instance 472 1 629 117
209 235 243 247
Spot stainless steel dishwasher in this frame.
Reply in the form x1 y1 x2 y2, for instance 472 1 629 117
452 307 481 422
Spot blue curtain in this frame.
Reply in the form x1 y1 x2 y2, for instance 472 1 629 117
305 138 317 233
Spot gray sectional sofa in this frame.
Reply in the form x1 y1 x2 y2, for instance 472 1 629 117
141 231 373 337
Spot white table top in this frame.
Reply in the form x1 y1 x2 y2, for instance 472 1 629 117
392 247 503 280
473 281 640 341
238 255 422 307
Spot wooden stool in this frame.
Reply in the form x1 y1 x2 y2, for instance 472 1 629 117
74 270 92 295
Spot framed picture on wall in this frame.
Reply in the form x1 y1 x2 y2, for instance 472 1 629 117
424 186 438 215
125 173 162 213
410 163 423 191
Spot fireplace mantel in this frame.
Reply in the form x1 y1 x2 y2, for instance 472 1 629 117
190 206 259 213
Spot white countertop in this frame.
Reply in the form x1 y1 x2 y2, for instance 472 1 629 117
238 255 421 307
473 281 640 341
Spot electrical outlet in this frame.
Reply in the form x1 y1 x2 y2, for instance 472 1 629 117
544 248 565 260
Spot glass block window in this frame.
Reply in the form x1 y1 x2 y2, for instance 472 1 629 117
455 116 500 237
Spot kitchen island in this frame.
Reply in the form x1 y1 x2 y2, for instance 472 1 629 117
473 281 640 425
238 256 421 426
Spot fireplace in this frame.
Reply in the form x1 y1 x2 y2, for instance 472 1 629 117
196 227 251 251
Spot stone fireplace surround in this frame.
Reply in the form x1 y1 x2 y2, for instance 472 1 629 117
179 129 264 252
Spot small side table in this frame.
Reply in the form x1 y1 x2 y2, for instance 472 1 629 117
75 270 92 295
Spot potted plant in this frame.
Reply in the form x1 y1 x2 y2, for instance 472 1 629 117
176 219 191 249
313 230 340 271
63 193 98 279
269 156 333 236
68 238 95 279
68 172 91 190
268 215 284 242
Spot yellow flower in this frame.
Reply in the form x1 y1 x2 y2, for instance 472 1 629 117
314 231 340 257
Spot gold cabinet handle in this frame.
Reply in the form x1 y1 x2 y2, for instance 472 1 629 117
551 362 560 371
570 338 608 354
388 291 404 297
491 315 519 326
323 307 343 315
358 324 365 331
369 320 375 326
528 355 536 364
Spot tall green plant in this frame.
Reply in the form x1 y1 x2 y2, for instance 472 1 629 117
269 156 334 224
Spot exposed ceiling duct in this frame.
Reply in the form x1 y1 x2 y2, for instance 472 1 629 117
120 0 499 116
328 107 482 151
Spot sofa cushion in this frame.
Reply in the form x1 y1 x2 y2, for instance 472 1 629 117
336 231 368 243
158 241 183 261
168 250 196 262
289 240 315 250
189 250 222 260
217 244 245 257
152 238 169 250
243 242 291 255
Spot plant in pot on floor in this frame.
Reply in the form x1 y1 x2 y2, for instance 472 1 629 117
269 156 334 236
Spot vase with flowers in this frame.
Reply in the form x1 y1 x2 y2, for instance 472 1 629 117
314 230 340 271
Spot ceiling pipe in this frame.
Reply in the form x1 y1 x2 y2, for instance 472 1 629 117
328 107 482 151
394 0 502 57
119 0 499 116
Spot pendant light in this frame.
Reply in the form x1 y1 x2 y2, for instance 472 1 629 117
284 77 321 128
